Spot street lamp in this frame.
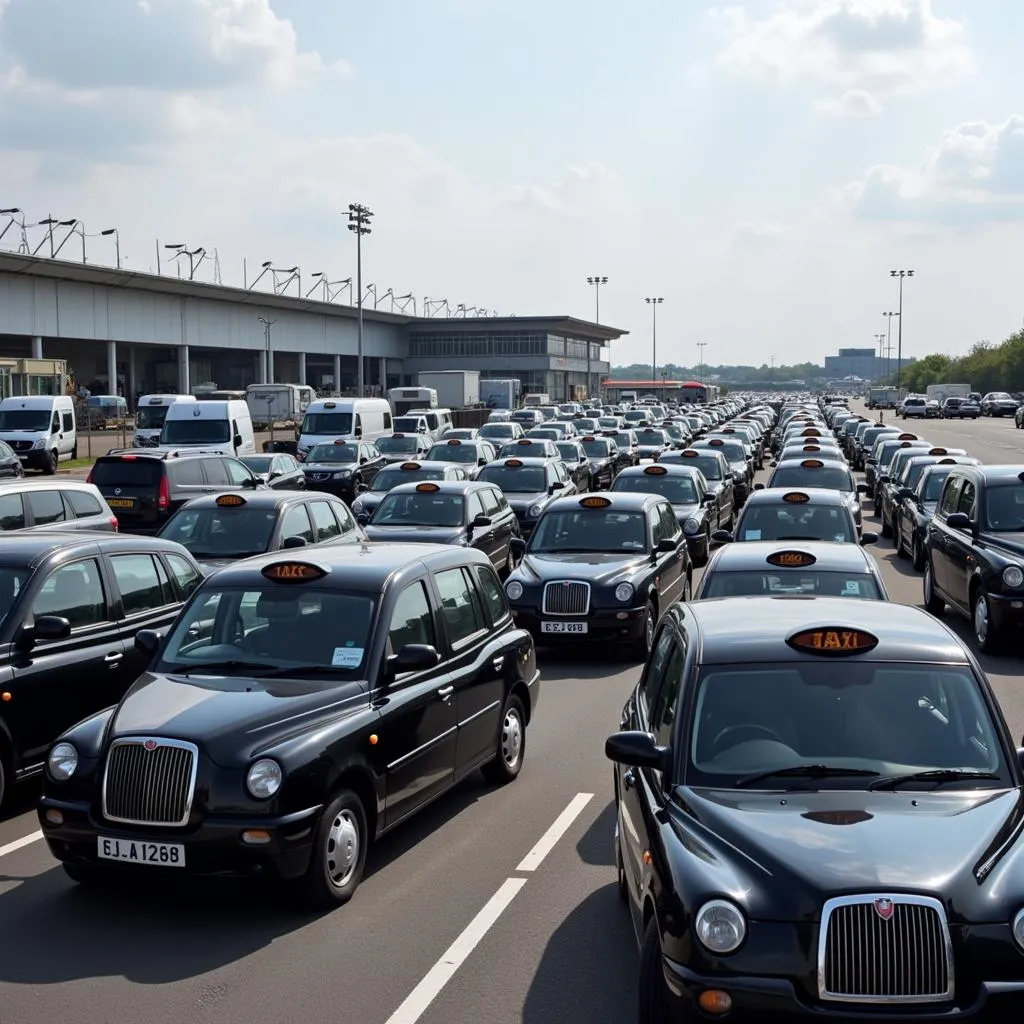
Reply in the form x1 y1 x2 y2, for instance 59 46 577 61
0 208 21 246
586 276 607 322
645 297 663 384
348 203 373 397
101 228 120 269
257 316 277 384
34 216 78 258
873 333 886 381
890 270 913 392
165 243 207 280
882 311 899 383
697 342 707 384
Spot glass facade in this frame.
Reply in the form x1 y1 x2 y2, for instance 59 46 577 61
408 331 603 362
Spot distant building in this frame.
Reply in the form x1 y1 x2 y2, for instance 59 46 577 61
824 347 913 381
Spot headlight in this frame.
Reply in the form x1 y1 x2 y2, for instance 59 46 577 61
48 742 78 781
683 518 700 536
506 580 524 600
246 758 283 799
1013 908 1024 951
33 438 45 449
1003 566 1024 589
333 470 351 479
694 899 746 954
614 582 634 603
528 503 544 518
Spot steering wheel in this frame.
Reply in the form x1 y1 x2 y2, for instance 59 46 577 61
710 724 786 757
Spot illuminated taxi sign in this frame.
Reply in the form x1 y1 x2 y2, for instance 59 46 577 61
400 462 420 470
898 433 918 440
800 459 824 468
262 562 325 583
928 447 948 455
800 428 822 436
517 438 532 445
708 439 724 446
767 550 817 568
787 628 879 656
782 491 810 504
644 465 668 475
416 482 440 492
333 439 347 445
801 444 821 451
447 438 462 445
214 494 247 507
681 449 699 457
582 436 596 442
579 496 612 508
505 458 524 467
324 402 336 409
938 458 957 464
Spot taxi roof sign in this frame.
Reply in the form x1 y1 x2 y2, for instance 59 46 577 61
392 433 406 438
899 441 913 447
504 458 524 467
938 458 957 464
333 439 347 445
787 627 879 656
644 465 667 475
582 435 596 442
800 459 824 468
782 491 810 503
447 438 462 445
801 444 822 451
416 482 440 492
400 462 420 470
324 402 336 409
898 433 918 440
517 438 532 445
681 449 699 457
767 550 817 568
708 438 724 446
262 562 326 583
928 447 948 455
215 494 247 507
800 428 823 436
579 496 611 508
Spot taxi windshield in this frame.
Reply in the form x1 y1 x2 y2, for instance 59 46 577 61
370 466 445 492
159 587 375 675
376 436 421 453
608 433 633 448
529 509 648 553
612 474 699 504
902 461 933 489
737 504 855 543
371 492 465 527
478 466 546 492
983 483 1024 531
134 405 169 430
555 443 582 462
426 444 478 464
636 430 668 445
701 441 745 462
701 571 882 599
580 439 611 457
685 663 1006 789
922 470 953 502
160 507 278 558
674 455 722 480
307 445 357 464
480 423 518 438
769 466 853 491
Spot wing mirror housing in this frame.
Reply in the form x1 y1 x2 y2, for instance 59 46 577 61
856 483 869 494
233 433 243 449
134 629 162 659
711 529 733 543
281 535 307 549
860 532 878 546
753 483 765 491
472 513 492 528
898 486 914 500
548 482 564 495
19 615 72 648
605 731 672 774
702 493 717 505
510 537 527 556
356 513 370 526
391 643 441 673
946 512 973 532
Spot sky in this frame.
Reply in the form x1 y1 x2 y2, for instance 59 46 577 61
2 0 1023 369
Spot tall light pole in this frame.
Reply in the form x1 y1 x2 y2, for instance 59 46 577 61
890 270 913 392
165 243 206 279
348 203 373 396
258 316 277 384
586 276 607 402
874 332 886 381
100 228 120 268
645 297 663 385
882 311 899 383
697 341 707 383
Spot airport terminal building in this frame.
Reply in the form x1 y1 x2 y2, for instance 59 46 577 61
0 251 625 404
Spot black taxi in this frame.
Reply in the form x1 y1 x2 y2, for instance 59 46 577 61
761 457 865 535
362 480 520 576
38 544 539 907
714 488 877 546
606 597 1024 1022
476 456 574 537
504 493 692 658
350 461 469 520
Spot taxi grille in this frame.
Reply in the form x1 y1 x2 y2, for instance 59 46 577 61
818 895 952 1003
102 738 198 826
542 581 590 616
307 472 330 482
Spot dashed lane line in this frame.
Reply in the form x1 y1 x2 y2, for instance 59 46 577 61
516 791 595 872
0 830 43 859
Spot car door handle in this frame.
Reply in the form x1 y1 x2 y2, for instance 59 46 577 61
437 685 454 701
492 655 504 671
104 652 123 663
623 769 635 791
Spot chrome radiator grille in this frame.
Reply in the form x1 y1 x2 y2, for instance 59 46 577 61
542 581 590 616
102 738 198 827
818 895 953 1003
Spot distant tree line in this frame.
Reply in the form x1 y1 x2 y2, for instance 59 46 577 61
610 361 825 383
895 331 1024 395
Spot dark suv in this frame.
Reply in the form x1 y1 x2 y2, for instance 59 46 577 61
87 449 262 534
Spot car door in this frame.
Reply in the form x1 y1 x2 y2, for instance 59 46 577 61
23 488 70 532
381 579 457 827
929 476 962 596
653 501 687 604
10 557 124 766
223 457 260 491
359 444 384 487
943 477 978 612
465 489 498 567
481 486 513 566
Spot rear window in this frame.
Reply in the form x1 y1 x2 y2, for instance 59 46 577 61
91 459 163 488
65 490 104 517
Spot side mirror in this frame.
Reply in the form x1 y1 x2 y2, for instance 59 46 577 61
472 513 492 528
702 493 717 505
134 629 162 658
753 483 765 491
898 486 914 500
392 643 442 674
281 535 307 549
946 512 972 532
879 475 890 484
29 615 72 644
548 482 564 494
605 731 672 774
478 457 487 466
356 513 370 526
510 537 527 556
656 536 679 553
856 483 869 494
360 457 368 465
233 434 243 448
860 532 878 546
268 471 281 481
711 529 733 543
242 476 258 488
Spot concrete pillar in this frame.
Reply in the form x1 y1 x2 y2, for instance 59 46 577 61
333 354 341 395
378 356 387 395
107 340 117 397
297 352 307 386
127 345 137 406
260 350 269 385
178 345 190 394
31 336 42 359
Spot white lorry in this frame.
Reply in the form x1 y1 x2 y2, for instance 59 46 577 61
246 383 315 430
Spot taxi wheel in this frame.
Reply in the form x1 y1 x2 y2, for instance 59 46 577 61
632 602 656 660
0 751 6 811
894 527 907 559
923 561 944 616
880 508 892 539
503 547 516 578
299 789 368 909
911 536 925 571
973 590 1000 653
638 917 673 1022
482 695 525 785
43 450 57 475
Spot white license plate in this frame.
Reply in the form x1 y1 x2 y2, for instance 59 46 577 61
97 836 185 867
541 621 588 634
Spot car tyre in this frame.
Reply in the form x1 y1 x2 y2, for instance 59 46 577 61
638 916 672 1023
911 535 925 571
632 602 656 660
923 561 944 616
0 749 7 811
482 694 526 785
880 506 892 539
691 529 710 568
298 788 368 910
973 590 1000 654
503 546 516 578
615 825 628 904
894 525 907 559
43 450 57 475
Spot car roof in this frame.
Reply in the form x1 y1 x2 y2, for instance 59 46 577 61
743 486 846 506
958 464 1024 484
615 464 702 478
484 457 552 468
546 491 663 513
384 480 487 495
705 540 874 572
0 530 190 568
686 596 967 665
772 457 848 469
170 490 322 510
377 460 464 473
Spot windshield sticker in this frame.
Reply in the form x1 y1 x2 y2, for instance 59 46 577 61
842 581 861 596
743 529 762 540
332 646 364 668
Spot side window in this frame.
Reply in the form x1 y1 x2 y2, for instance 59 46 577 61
0 440 12 459
435 567 486 646
939 477 962 517
280 504 315 544
649 633 687 747
480 488 501 517
27 489 67 525
957 480 977 517
651 507 666 546
65 489 103 518
202 460 230 486
166 554 202 598
111 554 169 615
332 500 356 534
660 502 680 540
31 559 107 629
62 411 74 432
383 411 393 431
175 461 204 486
388 581 436 656
309 501 341 541
467 491 486 521
224 459 254 486
153 556 174 605
639 625 675 724
0 492 25 530
476 566 509 624
51 412 60 433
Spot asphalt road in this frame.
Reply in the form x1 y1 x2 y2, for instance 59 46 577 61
1 401 1023 1024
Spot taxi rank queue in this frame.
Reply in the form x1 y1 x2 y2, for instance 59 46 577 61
4 392 1024 1022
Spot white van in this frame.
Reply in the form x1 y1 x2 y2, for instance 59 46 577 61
0 395 77 474
403 407 453 441
133 394 196 447
297 397 393 458
160 399 255 456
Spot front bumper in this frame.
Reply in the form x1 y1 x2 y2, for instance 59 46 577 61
38 796 322 882
510 604 648 643
303 476 357 501
983 591 1024 632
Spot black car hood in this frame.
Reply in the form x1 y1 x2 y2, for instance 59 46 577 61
363 524 463 544
675 786 1024 920
109 671 367 766
671 502 702 521
505 492 550 510
977 531 1024 558
517 550 649 585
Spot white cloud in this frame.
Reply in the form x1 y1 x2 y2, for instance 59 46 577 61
713 0 974 115
730 219 790 245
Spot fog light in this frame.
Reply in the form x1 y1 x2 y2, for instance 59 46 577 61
44 809 64 826
241 829 272 845
698 990 732 1015
616 612 628 620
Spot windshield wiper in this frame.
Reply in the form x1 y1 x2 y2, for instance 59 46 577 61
868 769 1001 791
774 535 822 541
168 660 275 676
735 764 880 788
258 665 357 678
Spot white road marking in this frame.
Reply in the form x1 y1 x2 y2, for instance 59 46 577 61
384 876 528 1024
0 830 43 859
516 791 594 872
